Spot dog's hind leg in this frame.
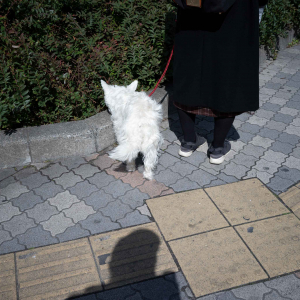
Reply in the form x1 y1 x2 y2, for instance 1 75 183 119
142 146 159 180
126 159 136 172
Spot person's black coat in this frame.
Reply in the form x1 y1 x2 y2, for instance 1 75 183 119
173 0 263 113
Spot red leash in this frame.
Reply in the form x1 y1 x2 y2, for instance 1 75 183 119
149 45 174 97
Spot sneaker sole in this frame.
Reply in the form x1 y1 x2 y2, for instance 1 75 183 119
178 149 193 157
209 150 231 165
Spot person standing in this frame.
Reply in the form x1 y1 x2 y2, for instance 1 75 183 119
173 0 267 164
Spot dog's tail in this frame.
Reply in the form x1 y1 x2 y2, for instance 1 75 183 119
108 144 139 162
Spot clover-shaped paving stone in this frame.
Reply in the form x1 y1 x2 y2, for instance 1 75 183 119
0 182 29 200
41 213 74 236
53 171 83 189
101 200 132 222
63 201 95 223
72 164 100 179
83 190 115 210
102 180 133 198
48 190 80 211
40 163 68 179
2 214 36 237
26 201 59 223
0 203 21 223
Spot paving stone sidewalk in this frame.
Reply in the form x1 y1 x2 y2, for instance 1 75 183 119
1 44 300 299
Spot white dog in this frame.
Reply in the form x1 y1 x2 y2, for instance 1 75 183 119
101 80 163 180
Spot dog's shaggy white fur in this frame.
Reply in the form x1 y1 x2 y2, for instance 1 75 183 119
101 80 163 180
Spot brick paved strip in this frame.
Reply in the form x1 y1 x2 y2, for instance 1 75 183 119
0 253 17 300
16 238 102 300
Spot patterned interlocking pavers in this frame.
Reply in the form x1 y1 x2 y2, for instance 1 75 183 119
26 201 59 223
68 180 99 199
268 176 295 194
0 175 16 189
48 190 80 210
33 181 64 200
0 202 21 222
2 213 36 237
102 180 133 198
119 189 149 209
83 190 115 210
79 211 120 234
59 156 87 170
85 152 99 162
0 181 29 200
105 161 128 179
0 228 12 244
19 172 50 189
154 169 182 186
14 166 37 180
41 212 74 236
137 180 169 198
120 170 146 187
53 171 83 189
73 163 100 179
16 225 58 248
40 163 68 179
56 223 90 242
0 238 25 255
64 201 95 223
11 191 43 211
0 167 15 181
118 210 150 227
101 199 132 222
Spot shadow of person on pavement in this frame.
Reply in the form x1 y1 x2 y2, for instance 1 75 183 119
67 229 181 300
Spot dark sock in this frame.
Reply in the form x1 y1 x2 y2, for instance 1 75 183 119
213 116 235 148
178 109 196 143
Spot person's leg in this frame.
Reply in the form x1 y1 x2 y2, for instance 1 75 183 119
178 108 196 143
213 116 235 148
177 108 205 157
209 116 235 164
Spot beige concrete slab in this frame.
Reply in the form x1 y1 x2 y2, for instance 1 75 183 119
89 222 178 289
16 238 102 300
169 227 267 297
236 214 300 277
279 186 300 218
146 189 229 241
0 253 17 300
205 179 288 225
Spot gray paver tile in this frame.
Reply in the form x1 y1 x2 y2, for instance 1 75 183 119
259 94 271 102
159 152 180 168
291 117 300 127
223 162 249 179
48 190 80 210
255 109 275 120
260 87 277 96
120 189 149 210
170 177 200 192
277 132 300 145
182 151 207 167
72 164 100 179
161 129 180 143
261 149 287 164
0 176 16 189
16 225 58 248
291 147 300 159
41 212 74 236
269 96 288 106
79 211 120 234
0 228 12 245
217 173 239 184
56 223 90 243
265 120 287 131
232 153 258 168
231 282 271 300
285 124 300 137
265 274 300 300
279 85 298 94
33 181 64 200
243 169 274 184
276 166 300 183
236 113 251 122
87 172 115 189
118 210 150 228
241 144 266 158
236 131 254 144
14 166 37 181
68 180 99 199
59 156 87 170
264 290 293 300
0 168 16 182
279 106 299 116
275 90 293 100
267 176 294 193
0 202 21 223
275 72 293 80
187 169 217 187
2 213 36 237
0 181 29 200
83 190 115 210
204 178 227 188
154 169 182 186
101 200 132 222
102 180 133 198
264 82 282 90
11 191 43 211
26 201 59 223
165 143 183 159
269 140 295 155
137 204 152 218
253 159 280 174
247 115 268 127
232 119 243 129
0 238 25 255
273 112 294 124
53 171 83 189
169 161 198 177
261 102 281 112
286 80 300 88
63 201 95 223
40 163 68 179
239 123 261 134
250 136 274 148
20 172 50 190
286 100 300 110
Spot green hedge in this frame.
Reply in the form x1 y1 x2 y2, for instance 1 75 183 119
0 0 299 130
